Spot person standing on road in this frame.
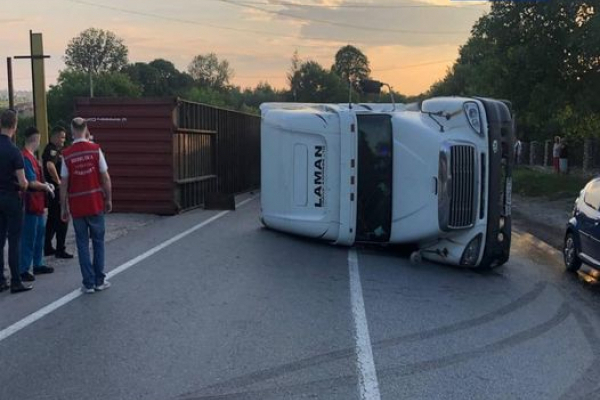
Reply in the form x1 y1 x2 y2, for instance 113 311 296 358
559 138 569 174
43 126 73 259
552 136 561 173
60 118 113 294
19 127 56 282
0 110 32 293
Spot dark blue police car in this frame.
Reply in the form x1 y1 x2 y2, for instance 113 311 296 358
564 178 600 280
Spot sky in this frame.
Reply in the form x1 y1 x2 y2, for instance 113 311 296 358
0 0 490 96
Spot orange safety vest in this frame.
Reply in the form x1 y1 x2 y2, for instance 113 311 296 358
21 149 46 215
62 141 105 218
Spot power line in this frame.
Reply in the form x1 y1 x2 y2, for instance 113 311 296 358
216 0 471 34
64 0 359 43
229 0 489 9
372 59 454 72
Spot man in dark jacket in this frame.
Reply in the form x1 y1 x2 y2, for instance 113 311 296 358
0 110 32 293
43 126 73 259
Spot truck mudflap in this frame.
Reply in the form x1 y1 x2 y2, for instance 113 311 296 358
477 98 514 268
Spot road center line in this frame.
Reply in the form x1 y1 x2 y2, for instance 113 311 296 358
348 248 382 400
0 196 256 343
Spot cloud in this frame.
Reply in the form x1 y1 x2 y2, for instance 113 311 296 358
250 0 486 47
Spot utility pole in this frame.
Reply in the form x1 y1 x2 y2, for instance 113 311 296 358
7 57 14 110
15 30 51 152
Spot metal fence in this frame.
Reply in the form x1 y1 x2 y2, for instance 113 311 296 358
76 97 261 214
519 138 600 174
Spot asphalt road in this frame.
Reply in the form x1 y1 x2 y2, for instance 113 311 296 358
2 195 600 400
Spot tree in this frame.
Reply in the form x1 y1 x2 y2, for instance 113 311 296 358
188 53 234 89
428 0 600 141
287 50 302 101
332 45 371 92
64 28 129 97
290 61 348 103
47 70 141 125
123 59 193 97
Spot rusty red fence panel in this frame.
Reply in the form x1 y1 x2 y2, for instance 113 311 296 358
76 97 260 214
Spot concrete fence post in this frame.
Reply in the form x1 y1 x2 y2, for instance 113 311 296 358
522 142 530 165
530 141 539 165
583 138 593 173
544 140 552 167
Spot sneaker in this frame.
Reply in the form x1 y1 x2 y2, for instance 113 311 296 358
95 281 111 291
81 286 95 294
0 281 9 292
33 266 55 275
55 251 74 259
11 283 33 294
21 272 36 282
44 248 56 256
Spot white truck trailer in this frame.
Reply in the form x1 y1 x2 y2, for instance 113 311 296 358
260 97 514 268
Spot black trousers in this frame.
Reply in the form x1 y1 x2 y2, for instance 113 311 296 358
0 192 24 285
45 189 68 253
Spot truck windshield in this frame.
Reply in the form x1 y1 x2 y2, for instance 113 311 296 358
356 114 393 242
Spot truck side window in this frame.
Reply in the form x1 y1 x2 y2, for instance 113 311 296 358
356 114 393 242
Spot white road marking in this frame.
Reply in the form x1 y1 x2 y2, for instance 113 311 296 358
348 248 382 400
0 197 256 343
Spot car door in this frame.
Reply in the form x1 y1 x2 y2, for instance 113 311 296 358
580 180 600 264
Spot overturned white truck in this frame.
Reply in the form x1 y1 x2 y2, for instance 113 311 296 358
260 97 514 268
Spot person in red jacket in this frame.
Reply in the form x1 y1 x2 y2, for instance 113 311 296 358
60 118 113 294
19 127 55 282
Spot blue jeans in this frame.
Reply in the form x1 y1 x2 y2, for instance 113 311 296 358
19 213 46 274
73 214 106 289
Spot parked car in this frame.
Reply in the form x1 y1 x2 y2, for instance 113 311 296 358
564 178 600 279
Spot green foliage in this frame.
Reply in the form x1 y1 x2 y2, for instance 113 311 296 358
332 45 371 92
513 167 591 199
290 61 350 103
123 59 193 97
429 0 600 142
65 28 128 74
50 34 414 119
188 53 234 89
47 70 141 125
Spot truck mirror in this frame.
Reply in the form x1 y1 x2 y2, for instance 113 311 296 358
360 79 384 94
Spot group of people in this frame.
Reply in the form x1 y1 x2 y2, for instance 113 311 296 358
0 109 113 294
513 137 569 173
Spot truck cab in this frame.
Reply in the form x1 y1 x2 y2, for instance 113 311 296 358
260 97 514 268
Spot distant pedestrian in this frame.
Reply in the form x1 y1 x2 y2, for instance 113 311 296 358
514 139 522 166
19 127 56 282
559 138 569 174
61 118 113 294
0 110 32 293
552 136 561 173
43 126 73 259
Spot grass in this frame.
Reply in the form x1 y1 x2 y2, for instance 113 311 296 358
512 167 591 199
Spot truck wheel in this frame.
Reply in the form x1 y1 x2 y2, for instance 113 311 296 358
564 233 582 272
410 251 423 265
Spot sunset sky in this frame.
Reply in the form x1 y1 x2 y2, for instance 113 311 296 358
0 0 490 96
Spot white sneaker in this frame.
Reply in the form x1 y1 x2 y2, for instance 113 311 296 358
95 281 111 291
81 286 95 294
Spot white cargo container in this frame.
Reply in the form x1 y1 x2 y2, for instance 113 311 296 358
260 97 514 268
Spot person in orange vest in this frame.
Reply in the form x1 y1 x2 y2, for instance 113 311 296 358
19 127 56 282
60 118 113 294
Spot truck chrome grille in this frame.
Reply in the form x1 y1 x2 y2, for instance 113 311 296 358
449 145 476 229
